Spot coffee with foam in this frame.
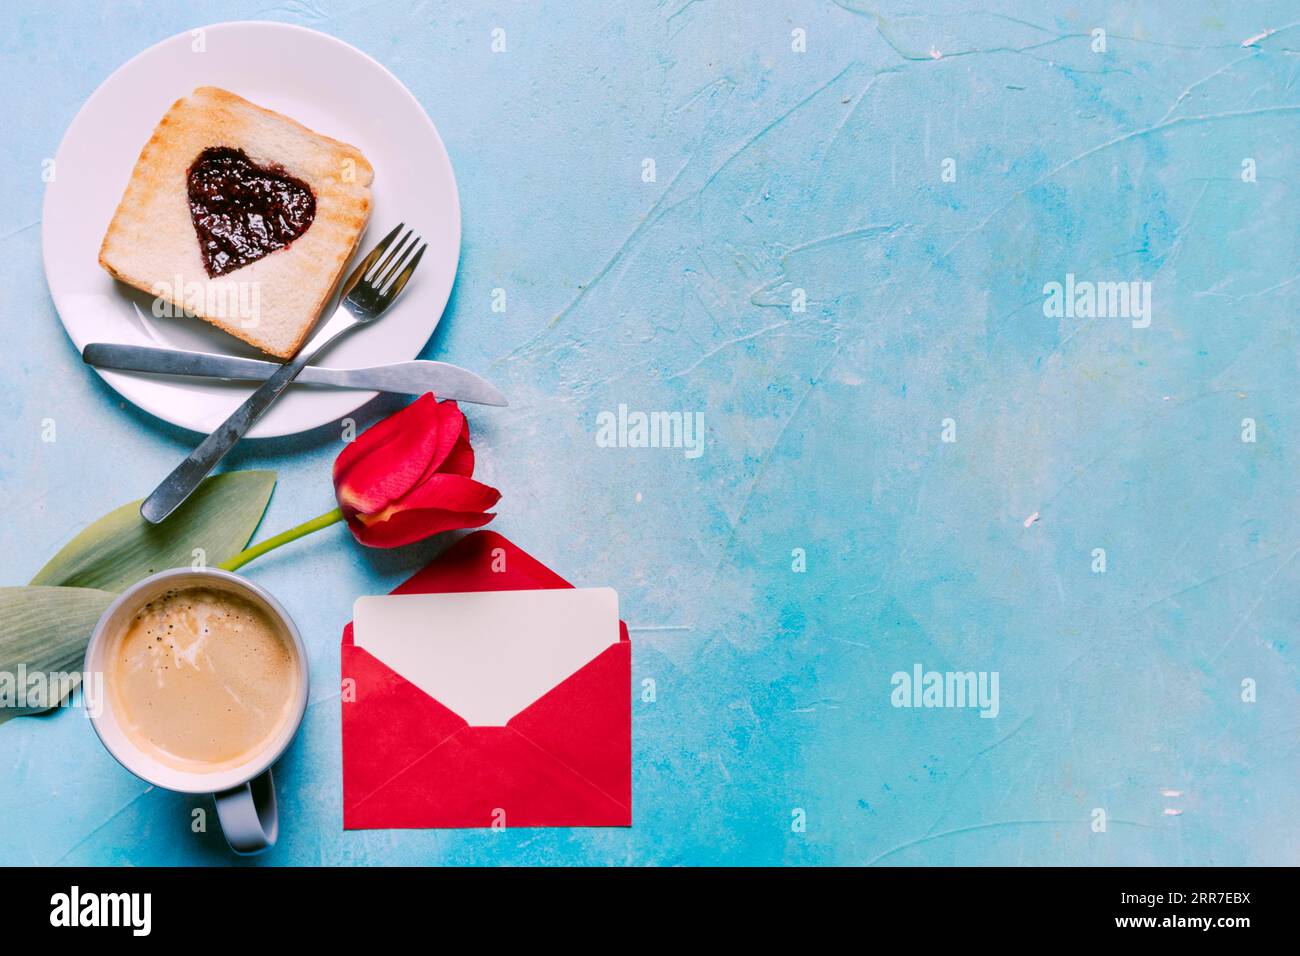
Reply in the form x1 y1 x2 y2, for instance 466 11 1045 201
106 586 300 772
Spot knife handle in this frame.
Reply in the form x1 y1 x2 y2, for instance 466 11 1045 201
139 353 312 524
139 311 358 524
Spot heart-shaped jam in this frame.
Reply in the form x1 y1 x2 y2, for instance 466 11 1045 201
187 146 316 277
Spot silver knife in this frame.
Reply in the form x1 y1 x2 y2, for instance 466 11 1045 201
83 343 507 407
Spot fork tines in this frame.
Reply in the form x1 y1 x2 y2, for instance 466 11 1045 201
341 223 428 303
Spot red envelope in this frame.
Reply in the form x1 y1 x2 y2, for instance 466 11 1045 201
342 531 631 828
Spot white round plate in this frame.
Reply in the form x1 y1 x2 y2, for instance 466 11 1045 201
42 21 461 438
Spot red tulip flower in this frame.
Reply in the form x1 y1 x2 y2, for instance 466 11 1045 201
218 394 500 571
333 394 500 546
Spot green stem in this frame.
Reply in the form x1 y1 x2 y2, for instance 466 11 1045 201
218 507 345 573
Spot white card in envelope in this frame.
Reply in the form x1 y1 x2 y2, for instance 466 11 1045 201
352 587 620 726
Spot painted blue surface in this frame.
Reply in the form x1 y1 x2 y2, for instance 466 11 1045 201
2 1 1298 866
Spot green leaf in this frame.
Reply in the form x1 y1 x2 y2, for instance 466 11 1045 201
0 586 116 724
29 471 276 592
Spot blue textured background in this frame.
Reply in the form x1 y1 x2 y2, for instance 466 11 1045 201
2 1 1298 866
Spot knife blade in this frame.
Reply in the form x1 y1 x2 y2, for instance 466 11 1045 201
82 343 508 407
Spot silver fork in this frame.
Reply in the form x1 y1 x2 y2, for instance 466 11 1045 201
141 224 426 524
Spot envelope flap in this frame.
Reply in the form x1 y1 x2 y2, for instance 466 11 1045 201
396 530 575 595
509 640 632 812
341 641 468 814
342 532 629 645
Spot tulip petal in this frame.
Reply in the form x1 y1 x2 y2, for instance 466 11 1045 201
440 420 475 478
333 394 464 514
347 507 497 548
346 473 501 548
410 401 474 486
363 473 501 521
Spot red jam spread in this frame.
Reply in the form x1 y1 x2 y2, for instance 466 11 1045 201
186 146 316 277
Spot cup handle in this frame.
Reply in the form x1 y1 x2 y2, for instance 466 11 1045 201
214 768 279 855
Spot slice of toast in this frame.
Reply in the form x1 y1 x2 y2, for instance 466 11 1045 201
99 87 373 359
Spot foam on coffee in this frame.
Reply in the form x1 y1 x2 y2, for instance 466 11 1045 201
107 586 299 772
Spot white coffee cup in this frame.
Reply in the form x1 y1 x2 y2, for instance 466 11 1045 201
84 567 309 854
